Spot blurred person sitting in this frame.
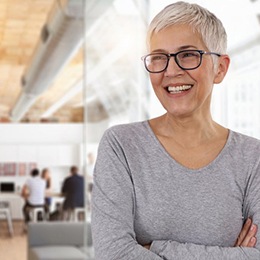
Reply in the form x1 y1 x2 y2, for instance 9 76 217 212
21 168 47 223
61 166 84 220
41 168 52 212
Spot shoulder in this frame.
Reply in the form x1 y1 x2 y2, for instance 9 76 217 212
102 121 149 143
229 131 260 168
99 121 150 153
230 130 260 152
75 174 84 179
96 121 152 160
65 176 72 181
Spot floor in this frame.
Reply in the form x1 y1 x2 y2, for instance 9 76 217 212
0 220 27 260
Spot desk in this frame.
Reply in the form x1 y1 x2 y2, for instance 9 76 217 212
45 192 64 213
0 193 24 219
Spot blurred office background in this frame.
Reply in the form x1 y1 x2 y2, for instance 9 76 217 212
0 0 260 259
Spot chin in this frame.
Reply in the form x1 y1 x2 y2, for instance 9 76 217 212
166 108 194 118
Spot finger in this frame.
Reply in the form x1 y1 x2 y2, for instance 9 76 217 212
248 225 258 247
247 237 257 248
240 224 258 247
235 218 252 246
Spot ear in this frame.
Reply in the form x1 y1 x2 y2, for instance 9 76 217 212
213 54 230 84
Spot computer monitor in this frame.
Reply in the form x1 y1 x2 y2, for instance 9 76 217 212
0 182 15 192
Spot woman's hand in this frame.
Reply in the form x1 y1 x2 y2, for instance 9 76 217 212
235 218 258 247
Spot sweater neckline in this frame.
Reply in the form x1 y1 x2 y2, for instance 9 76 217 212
143 120 233 173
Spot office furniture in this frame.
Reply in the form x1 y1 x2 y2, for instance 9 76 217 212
0 201 14 236
0 194 24 219
28 221 94 260
73 207 86 222
29 207 48 222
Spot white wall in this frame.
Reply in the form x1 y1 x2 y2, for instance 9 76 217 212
0 123 83 144
0 123 83 193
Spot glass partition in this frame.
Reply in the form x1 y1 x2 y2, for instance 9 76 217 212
83 0 149 199
83 1 149 256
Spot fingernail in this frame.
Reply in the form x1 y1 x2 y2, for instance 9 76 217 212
250 237 256 243
250 224 255 231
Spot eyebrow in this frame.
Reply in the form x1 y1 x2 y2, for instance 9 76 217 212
151 45 198 53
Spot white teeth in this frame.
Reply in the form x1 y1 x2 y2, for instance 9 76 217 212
167 85 192 93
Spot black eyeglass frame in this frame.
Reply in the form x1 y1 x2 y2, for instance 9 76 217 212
141 50 221 73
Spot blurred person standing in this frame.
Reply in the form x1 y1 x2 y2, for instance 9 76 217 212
61 166 84 220
87 152 95 208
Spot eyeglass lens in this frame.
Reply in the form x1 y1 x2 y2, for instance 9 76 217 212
145 50 202 72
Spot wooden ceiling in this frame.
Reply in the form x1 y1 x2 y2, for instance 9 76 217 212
0 0 83 123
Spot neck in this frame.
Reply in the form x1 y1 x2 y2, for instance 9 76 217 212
150 112 227 148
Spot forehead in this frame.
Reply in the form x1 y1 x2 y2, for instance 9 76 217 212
149 24 206 52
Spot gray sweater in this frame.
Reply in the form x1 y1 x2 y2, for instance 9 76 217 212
91 121 260 259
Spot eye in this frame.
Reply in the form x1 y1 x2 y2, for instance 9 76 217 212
180 51 200 59
150 54 167 62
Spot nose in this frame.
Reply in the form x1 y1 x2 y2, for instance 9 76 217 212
164 56 184 77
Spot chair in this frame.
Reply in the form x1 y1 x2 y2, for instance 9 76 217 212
29 207 48 222
0 201 14 236
73 207 86 222
62 207 86 222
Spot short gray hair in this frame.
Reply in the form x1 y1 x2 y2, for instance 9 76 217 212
147 1 227 54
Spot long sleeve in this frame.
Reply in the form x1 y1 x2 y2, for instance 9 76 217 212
150 240 260 259
91 130 162 260
91 125 260 260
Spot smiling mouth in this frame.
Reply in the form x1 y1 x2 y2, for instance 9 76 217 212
166 85 193 94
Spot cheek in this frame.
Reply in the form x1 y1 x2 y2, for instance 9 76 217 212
150 74 163 89
189 67 214 86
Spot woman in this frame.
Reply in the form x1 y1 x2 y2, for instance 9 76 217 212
41 168 52 211
91 2 260 259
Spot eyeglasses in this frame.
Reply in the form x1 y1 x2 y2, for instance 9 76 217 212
141 50 221 73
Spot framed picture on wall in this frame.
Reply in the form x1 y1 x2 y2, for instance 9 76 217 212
18 163 27 176
3 163 16 176
0 163 4 176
